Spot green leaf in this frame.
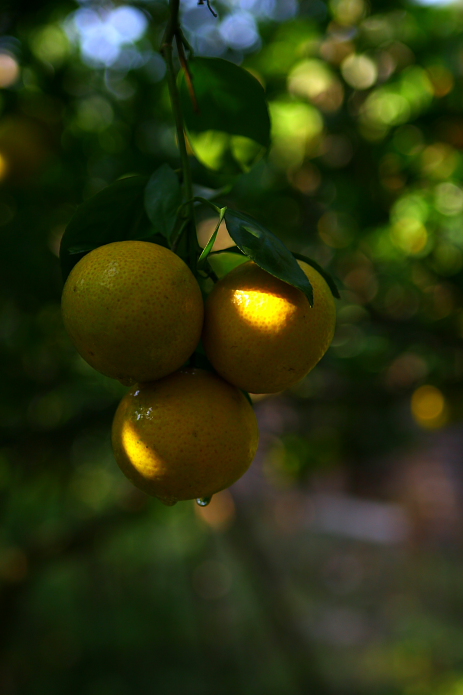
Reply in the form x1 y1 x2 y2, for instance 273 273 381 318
198 233 219 270
197 207 227 271
291 252 341 299
144 164 182 244
179 57 271 174
60 176 151 281
205 251 246 281
224 209 314 305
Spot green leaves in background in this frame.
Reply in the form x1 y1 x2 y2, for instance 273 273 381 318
144 164 182 245
224 209 314 305
60 176 152 281
179 57 271 175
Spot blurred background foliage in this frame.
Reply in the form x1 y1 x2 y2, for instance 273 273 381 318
2 0 463 693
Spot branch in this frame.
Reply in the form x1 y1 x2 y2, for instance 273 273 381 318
161 0 194 234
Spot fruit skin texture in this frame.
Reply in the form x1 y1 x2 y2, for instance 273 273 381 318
61 241 204 384
202 260 336 394
111 368 259 505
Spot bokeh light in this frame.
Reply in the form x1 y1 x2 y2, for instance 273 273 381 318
65 4 148 67
194 489 236 530
288 59 344 111
30 25 70 66
219 11 260 51
0 53 19 88
269 101 323 166
341 54 377 90
411 385 448 429
0 153 9 180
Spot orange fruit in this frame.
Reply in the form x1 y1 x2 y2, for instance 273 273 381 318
111 368 259 505
202 260 336 394
61 240 204 384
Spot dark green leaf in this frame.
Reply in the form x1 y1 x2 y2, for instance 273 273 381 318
193 183 232 202
144 164 182 244
67 244 99 255
209 246 245 257
179 57 271 174
291 252 341 299
224 209 314 305
241 390 253 407
189 156 237 189
60 176 151 281
144 233 170 250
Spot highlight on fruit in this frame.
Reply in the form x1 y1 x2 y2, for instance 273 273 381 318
112 368 259 506
202 260 336 394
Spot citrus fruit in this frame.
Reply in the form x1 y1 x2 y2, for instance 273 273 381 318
111 368 259 505
61 240 204 384
202 260 336 394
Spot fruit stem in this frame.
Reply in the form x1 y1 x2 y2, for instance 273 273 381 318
161 0 195 245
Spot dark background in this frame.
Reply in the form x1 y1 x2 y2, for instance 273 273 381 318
2 0 463 692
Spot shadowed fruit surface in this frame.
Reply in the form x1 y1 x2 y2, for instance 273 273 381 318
61 240 204 384
111 368 260 505
202 260 336 394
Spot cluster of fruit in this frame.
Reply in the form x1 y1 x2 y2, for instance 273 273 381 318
61 239 336 506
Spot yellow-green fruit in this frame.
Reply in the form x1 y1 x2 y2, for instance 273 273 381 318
111 368 259 505
61 241 204 384
202 261 336 394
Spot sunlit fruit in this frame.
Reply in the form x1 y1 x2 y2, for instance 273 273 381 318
61 240 204 384
202 260 336 394
112 368 259 505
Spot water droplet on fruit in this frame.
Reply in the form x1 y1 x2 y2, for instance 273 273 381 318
196 496 212 507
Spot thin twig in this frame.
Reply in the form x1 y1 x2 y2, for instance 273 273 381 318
197 0 217 18
175 32 200 114
177 26 194 55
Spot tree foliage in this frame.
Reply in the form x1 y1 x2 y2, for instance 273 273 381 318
1 0 463 692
